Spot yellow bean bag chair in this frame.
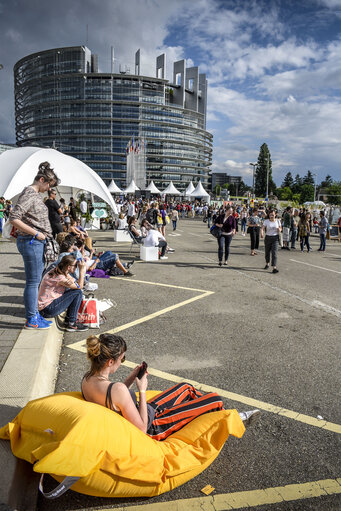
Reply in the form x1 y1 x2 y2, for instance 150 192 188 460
0 391 245 498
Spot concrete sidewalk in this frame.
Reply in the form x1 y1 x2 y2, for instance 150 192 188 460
0 238 63 510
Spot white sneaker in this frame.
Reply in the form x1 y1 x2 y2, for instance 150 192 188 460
160 256 168 260
239 409 260 426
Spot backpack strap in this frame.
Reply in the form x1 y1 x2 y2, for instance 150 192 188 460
39 473 80 499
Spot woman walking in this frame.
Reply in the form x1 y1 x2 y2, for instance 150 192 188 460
214 206 236 266
248 208 261 255
298 213 311 252
263 210 281 274
10 162 60 329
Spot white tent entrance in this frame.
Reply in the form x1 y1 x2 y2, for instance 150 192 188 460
0 147 118 214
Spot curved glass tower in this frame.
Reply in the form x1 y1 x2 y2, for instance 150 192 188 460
14 46 212 191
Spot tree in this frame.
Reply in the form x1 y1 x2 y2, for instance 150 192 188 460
254 143 276 197
303 170 315 186
281 172 294 189
214 184 221 196
278 186 293 200
320 174 333 188
300 184 314 203
292 174 302 194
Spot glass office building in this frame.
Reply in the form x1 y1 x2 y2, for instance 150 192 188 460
14 46 212 191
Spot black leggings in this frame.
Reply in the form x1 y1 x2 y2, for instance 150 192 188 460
249 227 259 251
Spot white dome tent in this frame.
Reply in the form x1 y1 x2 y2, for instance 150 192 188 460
190 180 210 200
0 147 118 214
108 179 123 194
162 181 181 195
145 181 162 195
184 181 195 197
123 180 140 194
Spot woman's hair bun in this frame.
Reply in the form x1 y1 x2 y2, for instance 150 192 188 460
86 335 101 359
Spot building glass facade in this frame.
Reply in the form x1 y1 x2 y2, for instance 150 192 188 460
14 46 212 190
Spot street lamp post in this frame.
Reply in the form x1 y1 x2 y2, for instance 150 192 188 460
312 173 317 202
266 155 269 201
249 163 257 199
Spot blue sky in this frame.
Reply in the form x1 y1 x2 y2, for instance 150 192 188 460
0 0 340 186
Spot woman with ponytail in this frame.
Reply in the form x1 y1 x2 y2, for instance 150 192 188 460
81 334 260 440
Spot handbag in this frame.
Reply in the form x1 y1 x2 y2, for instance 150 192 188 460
2 219 14 239
77 297 100 328
210 225 221 239
165 215 170 224
44 237 60 265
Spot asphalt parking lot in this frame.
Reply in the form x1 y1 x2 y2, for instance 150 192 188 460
37 219 341 511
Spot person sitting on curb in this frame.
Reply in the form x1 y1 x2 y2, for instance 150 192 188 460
38 255 88 332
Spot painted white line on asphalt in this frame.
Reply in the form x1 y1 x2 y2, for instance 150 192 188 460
290 259 341 275
201 254 341 319
323 252 341 258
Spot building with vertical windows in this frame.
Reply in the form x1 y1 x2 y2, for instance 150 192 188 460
14 46 212 191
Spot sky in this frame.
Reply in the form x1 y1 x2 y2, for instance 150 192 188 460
0 0 340 187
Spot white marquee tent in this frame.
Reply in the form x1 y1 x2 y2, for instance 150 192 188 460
145 180 162 194
108 179 123 194
0 147 118 214
184 181 195 196
162 181 181 195
123 179 140 194
190 180 210 199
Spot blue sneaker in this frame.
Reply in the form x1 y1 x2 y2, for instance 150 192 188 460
38 313 52 324
25 314 51 330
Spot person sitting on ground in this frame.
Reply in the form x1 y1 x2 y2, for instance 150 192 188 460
117 212 128 230
38 254 88 332
74 239 98 271
81 334 260 440
143 228 168 260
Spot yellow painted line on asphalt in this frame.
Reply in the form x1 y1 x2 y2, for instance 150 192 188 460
102 478 341 510
109 276 211 293
68 278 214 354
290 258 341 274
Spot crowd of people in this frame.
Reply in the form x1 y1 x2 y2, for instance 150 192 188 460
209 204 332 273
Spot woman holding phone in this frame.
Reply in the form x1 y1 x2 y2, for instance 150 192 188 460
81 334 260 441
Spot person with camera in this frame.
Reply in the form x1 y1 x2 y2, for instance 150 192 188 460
10 162 60 329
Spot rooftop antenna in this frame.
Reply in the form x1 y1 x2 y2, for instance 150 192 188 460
111 46 115 73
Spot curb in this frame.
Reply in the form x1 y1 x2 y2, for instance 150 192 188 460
0 321 63 510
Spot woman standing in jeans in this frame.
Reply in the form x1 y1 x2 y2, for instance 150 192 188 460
214 206 236 266
38 255 88 332
263 210 281 274
248 208 261 256
10 162 60 330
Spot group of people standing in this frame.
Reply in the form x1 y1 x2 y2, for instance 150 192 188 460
212 205 330 273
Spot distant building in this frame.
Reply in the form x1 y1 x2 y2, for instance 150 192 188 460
211 173 242 191
0 143 16 155
14 46 212 191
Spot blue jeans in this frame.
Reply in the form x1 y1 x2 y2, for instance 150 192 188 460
172 220 177 230
291 229 297 248
40 288 83 323
217 234 233 262
241 218 247 233
0 217 3 234
17 235 45 320
96 251 118 271
319 233 326 250
207 217 211 229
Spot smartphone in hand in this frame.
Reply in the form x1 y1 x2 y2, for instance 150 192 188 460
137 361 147 379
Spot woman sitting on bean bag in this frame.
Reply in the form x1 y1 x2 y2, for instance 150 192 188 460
81 334 260 440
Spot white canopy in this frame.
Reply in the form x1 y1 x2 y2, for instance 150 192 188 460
190 180 210 198
184 181 195 196
0 147 118 214
162 181 181 195
123 179 140 194
304 201 326 207
145 180 162 194
108 179 123 194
